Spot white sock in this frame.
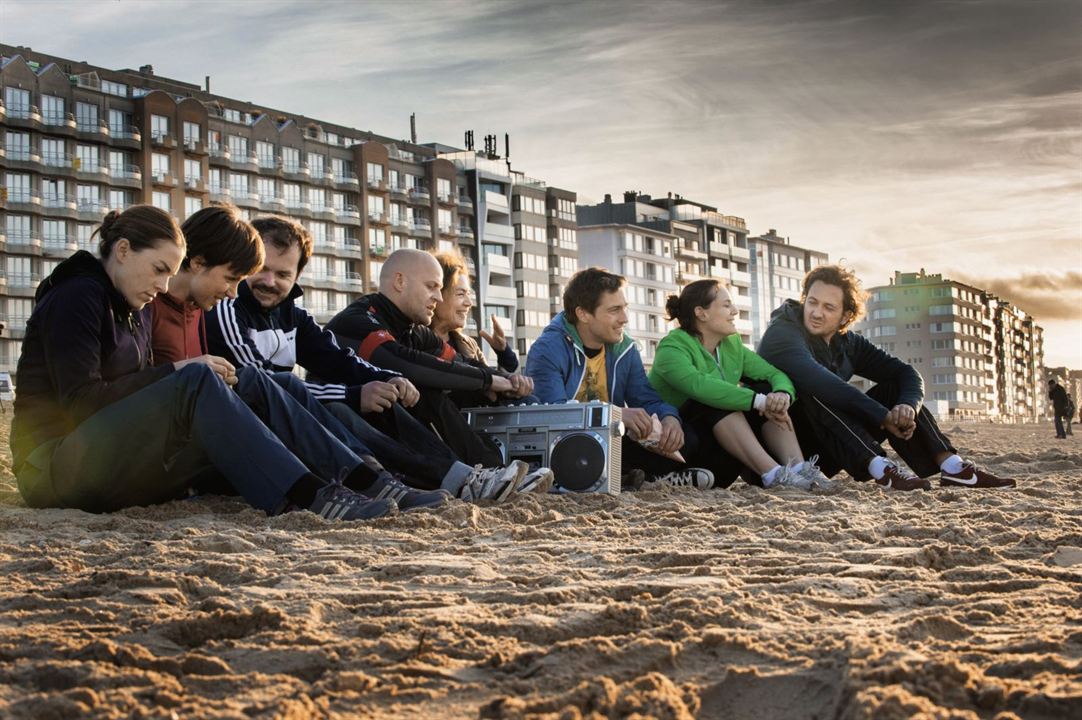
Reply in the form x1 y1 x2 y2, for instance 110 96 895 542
761 465 782 487
867 456 892 480
940 454 964 474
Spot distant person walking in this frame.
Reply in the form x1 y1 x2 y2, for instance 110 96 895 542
1048 379 1071 439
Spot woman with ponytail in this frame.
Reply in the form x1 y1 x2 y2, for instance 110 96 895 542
648 279 829 490
11 205 395 520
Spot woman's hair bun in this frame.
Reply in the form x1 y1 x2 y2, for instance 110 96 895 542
98 210 122 241
664 294 682 321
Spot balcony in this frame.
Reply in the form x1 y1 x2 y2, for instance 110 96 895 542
343 271 364 290
438 224 458 238
256 154 278 172
76 120 110 141
730 245 750 262
208 187 233 203
109 164 142 188
408 187 431 204
457 195 473 214
4 189 42 211
7 272 42 293
335 204 361 222
259 194 285 212
411 220 432 238
43 237 78 257
233 191 260 209
208 145 231 165
151 171 177 188
390 215 411 232
366 175 387 192
150 131 176 149
437 191 456 206
282 162 310 179
486 253 512 273
6 105 42 129
335 173 360 189
74 158 109 180
484 190 509 211
3 147 42 168
42 192 78 217
229 151 258 170
484 283 517 303
284 199 311 217
185 177 205 192
367 211 389 226
341 238 363 258
369 244 389 258
312 204 336 221
457 226 475 242
43 111 77 135
77 199 109 219
41 151 73 172
7 231 43 254
676 242 707 259
109 125 142 149
183 138 207 155
389 183 408 199
318 168 336 186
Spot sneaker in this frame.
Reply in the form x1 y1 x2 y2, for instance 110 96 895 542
516 466 555 494
649 468 715 490
875 464 931 491
768 460 815 491
309 481 399 520
940 462 1016 489
795 455 834 490
367 472 452 511
458 461 527 503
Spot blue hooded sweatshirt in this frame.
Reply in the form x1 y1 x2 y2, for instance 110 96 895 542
525 312 678 420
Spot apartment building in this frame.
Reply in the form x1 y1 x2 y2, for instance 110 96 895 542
0 45 576 375
746 228 829 346
855 270 1045 421
575 222 680 366
578 192 754 347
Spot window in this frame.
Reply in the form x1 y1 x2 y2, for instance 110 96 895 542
223 108 243 123
257 177 276 200
183 121 201 145
151 114 169 141
229 172 249 196
75 102 98 131
307 152 325 177
5 214 31 242
75 145 99 173
184 159 201 183
872 308 896 320
368 227 386 251
42 95 64 124
185 196 202 216
282 147 300 173
102 80 127 97
309 187 326 210
365 162 383 183
367 195 385 215
43 219 66 244
5 87 30 117
929 304 953 316
5 132 30 161
227 135 248 158
151 153 171 179
152 191 171 211
108 189 129 210
284 183 301 206
256 141 276 169
41 138 65 166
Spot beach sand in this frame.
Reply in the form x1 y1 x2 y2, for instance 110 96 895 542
0 416 1079 719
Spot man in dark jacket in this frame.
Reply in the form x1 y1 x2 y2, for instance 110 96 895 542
758 264 1015 491
1048 379 1071 439
325 249 552 495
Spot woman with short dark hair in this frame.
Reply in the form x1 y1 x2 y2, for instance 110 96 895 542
649 279 828 490
11 205 394 520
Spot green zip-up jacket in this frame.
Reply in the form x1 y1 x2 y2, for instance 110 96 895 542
649 328 795 411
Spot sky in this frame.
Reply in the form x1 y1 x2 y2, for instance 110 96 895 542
3 0 1081 366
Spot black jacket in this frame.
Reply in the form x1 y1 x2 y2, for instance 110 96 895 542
757 299 924 427
1049 384 1070 414
326 293 494 391
11 251 173 470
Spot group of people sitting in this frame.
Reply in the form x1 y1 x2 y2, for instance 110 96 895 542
10 204 1015 523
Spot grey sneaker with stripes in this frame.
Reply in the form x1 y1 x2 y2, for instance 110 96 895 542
458 461 528 503
309 481 399 521
368 472 451 511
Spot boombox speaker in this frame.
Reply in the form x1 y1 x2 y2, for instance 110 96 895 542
461 401 624 494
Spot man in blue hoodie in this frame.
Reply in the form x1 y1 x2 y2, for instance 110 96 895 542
758 264 1015 491
526 267 713 490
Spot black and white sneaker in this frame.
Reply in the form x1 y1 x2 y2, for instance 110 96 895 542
649 468 715 490
367 472 451 511
309 481 398 521
516 466 555 494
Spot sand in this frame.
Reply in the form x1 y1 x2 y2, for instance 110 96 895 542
0 415 1079 719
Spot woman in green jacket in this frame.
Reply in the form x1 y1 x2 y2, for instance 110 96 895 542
649 279 827 490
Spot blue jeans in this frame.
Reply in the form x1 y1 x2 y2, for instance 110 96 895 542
16 364 309 513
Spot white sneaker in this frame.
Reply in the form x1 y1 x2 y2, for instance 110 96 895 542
516 466 554 494
650 468 715 490
796 455 834 490
458 461 527 503
768 460 815 491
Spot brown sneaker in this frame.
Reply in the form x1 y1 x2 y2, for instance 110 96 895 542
940 462 1016 488
875 464 932 491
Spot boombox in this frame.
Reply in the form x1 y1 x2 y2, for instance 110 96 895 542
461 401 624 495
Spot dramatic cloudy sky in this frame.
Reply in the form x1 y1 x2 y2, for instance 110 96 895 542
5 0 1081 365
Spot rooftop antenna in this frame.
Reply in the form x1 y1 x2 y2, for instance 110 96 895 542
410 113 417 144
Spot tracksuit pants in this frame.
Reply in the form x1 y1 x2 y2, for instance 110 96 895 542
790 379 956 481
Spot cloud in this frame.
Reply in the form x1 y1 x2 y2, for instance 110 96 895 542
953 272 1082 321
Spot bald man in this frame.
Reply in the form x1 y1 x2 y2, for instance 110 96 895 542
326 250 558 493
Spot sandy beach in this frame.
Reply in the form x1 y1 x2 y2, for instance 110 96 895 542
0 415 1079 719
